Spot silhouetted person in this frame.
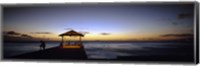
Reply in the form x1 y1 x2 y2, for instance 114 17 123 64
40 40 46 50
60 42 63 47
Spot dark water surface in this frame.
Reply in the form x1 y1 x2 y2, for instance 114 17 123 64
3 42 194 59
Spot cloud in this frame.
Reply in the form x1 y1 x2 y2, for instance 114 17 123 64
79 31 90 35
171 21 186 26
21 34 33 38
6 31 20 35
30 32 51 34
65 28 89 30
157 13 193 26
171 22 179 26
4 31 33 39
160 33 193 37
177 13 193 19
142 38 158 41
65 28 73 30
100 33 111 35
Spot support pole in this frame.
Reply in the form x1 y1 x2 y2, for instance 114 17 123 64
60 36 64 47
62 36 64 43
79 36 82 44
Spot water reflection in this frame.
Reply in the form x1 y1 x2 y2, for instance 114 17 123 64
4 42 192 59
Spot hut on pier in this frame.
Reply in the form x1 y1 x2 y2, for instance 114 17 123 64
59 30 84 49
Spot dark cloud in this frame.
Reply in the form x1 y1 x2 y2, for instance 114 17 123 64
177 13 193 19
6 31 20 35
171 21 186 26
65 28 89 30
160 33 193 37
100 33 111 35
65 28 73 30
142 38 158 41
3 34 39 42
21 34 33 38
4 31 34 41
158 13 192 26
30 32 51 34
79 31 90 35
172 22 179 26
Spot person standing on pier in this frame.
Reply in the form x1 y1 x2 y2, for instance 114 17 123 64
40 40 46 50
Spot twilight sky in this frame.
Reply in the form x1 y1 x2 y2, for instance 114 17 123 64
3 3 194 41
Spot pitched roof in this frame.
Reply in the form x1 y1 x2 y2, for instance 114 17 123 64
59 30 84 37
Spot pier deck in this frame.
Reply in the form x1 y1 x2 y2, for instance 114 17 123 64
8 46 87 60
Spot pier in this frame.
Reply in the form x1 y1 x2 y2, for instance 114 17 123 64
10 46 87 60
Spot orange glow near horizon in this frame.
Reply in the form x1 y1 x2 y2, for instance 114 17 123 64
28 32 184 41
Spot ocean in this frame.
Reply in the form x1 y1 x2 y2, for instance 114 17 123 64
3 42 194 59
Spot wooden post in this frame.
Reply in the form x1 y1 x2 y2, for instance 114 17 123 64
60 36 64 47
79 36 82 44
62 36 64 43
68 36 70 45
